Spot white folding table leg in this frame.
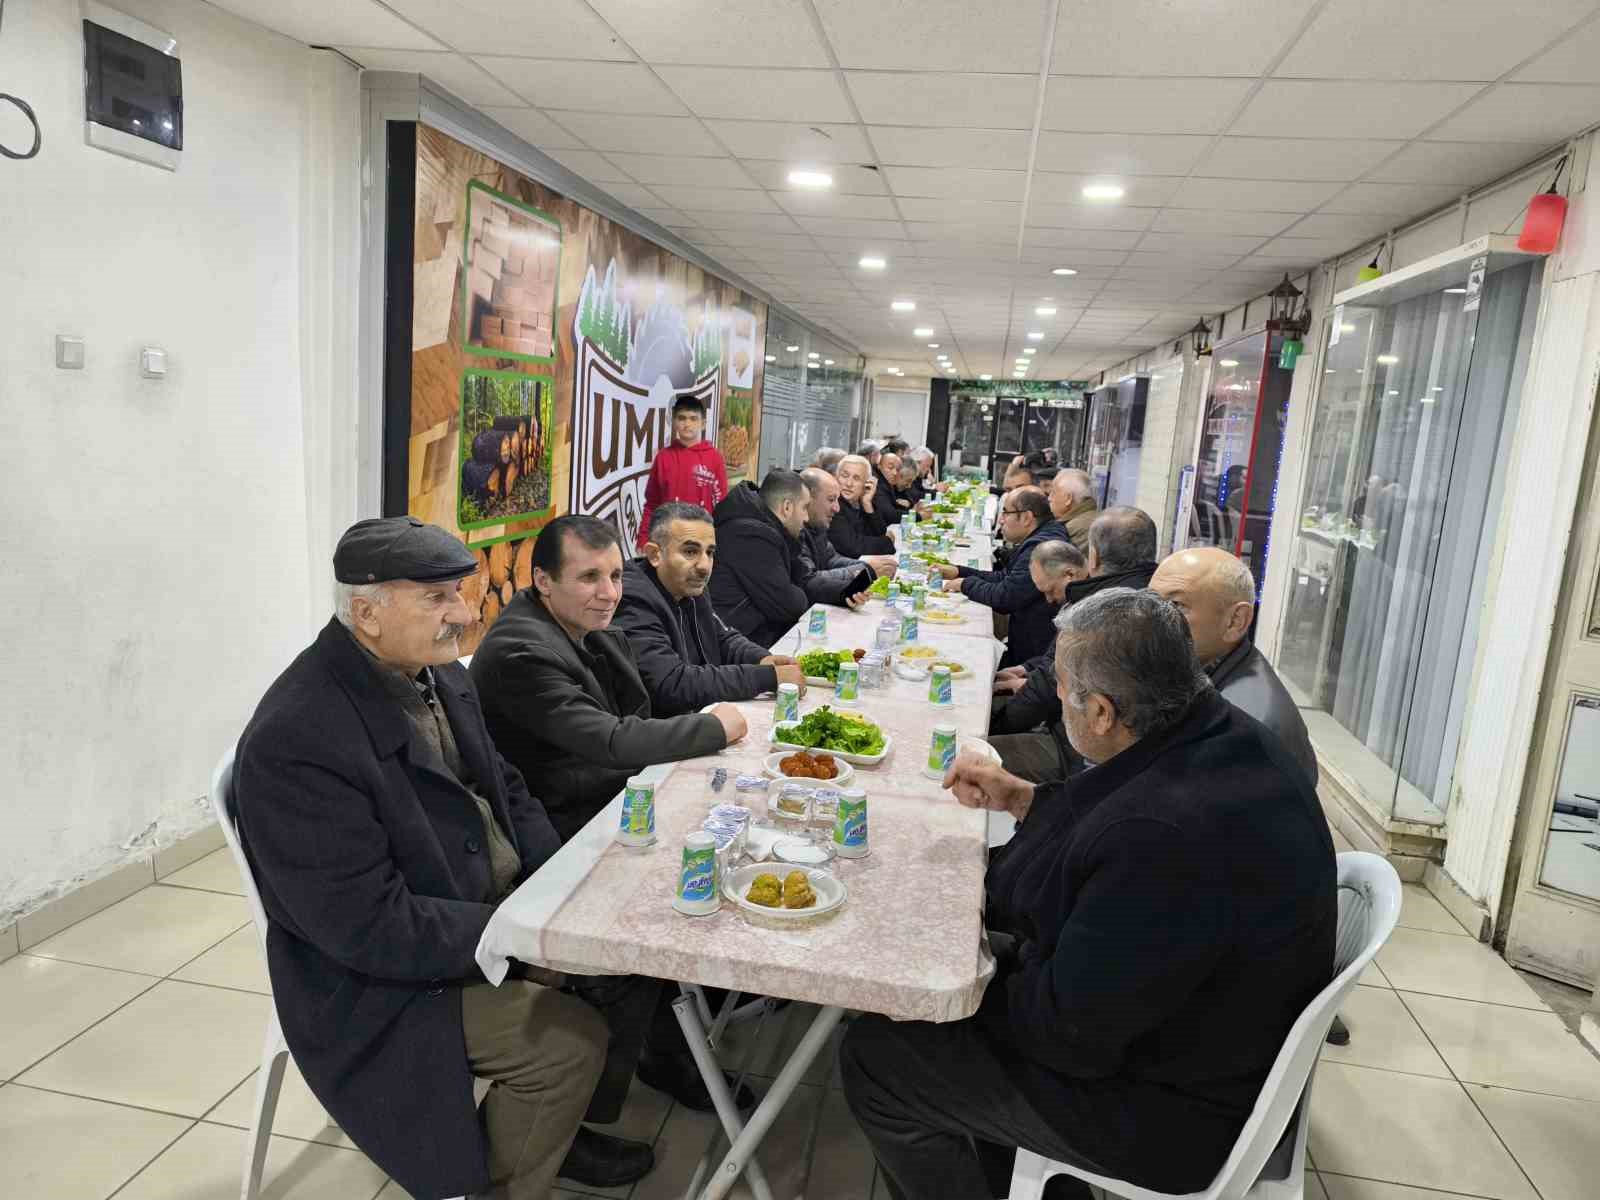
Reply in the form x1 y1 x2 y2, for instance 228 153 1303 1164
673 994 776 1200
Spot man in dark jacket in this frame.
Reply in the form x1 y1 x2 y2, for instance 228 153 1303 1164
873 449 910 524
798 466 888 603
831 453 896 558
989 506 1159 781
710 471 855 648
614 502 806 716
841 589 1336 1200
235 517 631 1200
936 486 1068 669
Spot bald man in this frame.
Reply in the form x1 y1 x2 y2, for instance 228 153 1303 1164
797 467 892 604
1050 469 1099 552
1149 548 1316 784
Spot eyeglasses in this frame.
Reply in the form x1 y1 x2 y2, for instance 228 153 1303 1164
1001 507 1023 517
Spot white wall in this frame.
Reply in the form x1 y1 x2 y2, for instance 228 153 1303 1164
0 0 359 923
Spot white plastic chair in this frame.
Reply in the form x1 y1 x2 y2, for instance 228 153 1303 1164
1008 851 1402 1200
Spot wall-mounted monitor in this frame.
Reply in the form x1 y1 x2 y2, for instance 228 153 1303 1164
82 1 182 171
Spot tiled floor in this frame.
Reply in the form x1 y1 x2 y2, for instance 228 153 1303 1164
4 850 1599 1199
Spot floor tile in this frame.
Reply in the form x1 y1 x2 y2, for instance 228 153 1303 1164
27 886 251 977
1375 929 1551 1010
556 1076 676 1199
1403 991 1600 1101
161 847 246 896
1320 987 1450 1078
209 1057 351 1148
1305 1170 1329 1199
715 1001 840 1086
173 925 271 994
633 1082 875 1200
0 1083 190 1199
116 1120 387 1200
0 921 18 964
16 858 154 949
18 979 269 1117
1320 1176 1496 1199
1513 968 1594 1037
1467 1084 1600 1200
1397 885 1468 936
0 955 158 1079
1358 958 1392 989
1308 1063 1536 1199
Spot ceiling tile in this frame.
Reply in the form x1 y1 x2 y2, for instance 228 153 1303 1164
598 182 668 210
1034 132 1212 175
478 106 589 150
1152 208 1298 236
1249 236 1356 261
815 0 1050 72
1282 212 1396 241
705 121 874 162
744 161 888 194
1320 181 1464 215
210 0 444 49
650 186 780 213
1021 228 1144 251
810 234 913 253
897 198 1022 226
676 211 804 233
794 217 909 238
603 153 759 189
1028 203 1160 232
1138 232 1273 255
775 192 902 219
1122 249 1244 269
1276 0 1595 82
1033 173 1184 207
844 73 1041 129
1516 17 1600 83
1230 81 1486 139
585 0 830 67
378 0 630 57
1050 0 1320 77
656 67 854 122
715 230 815 250
883 166 1027 201
1367 139 1552 184
554 112 724 155
337 49 522 106
1042 77 1253 134
870 126 1033 170
1170 177 1343 211
1196 136 1400 182
477 59 687 114
539 148 634 182
1429 83 1600 143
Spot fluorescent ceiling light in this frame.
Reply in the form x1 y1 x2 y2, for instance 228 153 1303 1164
912 326 934 337
946 368 957 374
824 358 835 365
786 344 800 352
1026 332 1044 341
979 373 993 380
1081 183 1125 201
1339 324 1356 333
1219 359 1238 367
859 255 887 270
1035 307 1057 316
927 342 940 349
891 300 916 312
764 354 776 362
1023 348 1036 355
787 168 833 189
1325 369 1336 374
1051 267 1077 276
1376 354 1399 364
1419 395 1435 404
1431 386 1443 391
1387 390 1399 395
1444 287 1467 294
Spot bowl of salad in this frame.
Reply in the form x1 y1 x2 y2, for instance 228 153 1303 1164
771 706 891 766
798 648 865 685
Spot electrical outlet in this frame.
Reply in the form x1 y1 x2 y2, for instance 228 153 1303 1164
55 335 85 370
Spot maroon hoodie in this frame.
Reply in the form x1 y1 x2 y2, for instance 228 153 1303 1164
637 439 730 549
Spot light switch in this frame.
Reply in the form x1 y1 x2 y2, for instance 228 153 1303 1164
140 347 167 379
55 335 85 370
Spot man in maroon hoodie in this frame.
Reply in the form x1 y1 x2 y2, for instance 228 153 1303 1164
637 397 730 550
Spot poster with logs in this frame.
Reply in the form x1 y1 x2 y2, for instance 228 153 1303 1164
407 125 767 654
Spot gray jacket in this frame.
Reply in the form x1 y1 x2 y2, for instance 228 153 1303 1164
1210 641 1318 786
797 524 873 606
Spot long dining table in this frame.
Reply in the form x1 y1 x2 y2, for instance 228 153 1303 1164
475 513 1008 1200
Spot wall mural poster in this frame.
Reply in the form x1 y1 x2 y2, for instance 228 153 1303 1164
406 126 767 652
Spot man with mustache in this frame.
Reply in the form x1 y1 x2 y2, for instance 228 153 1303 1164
233 517 620 1200
615 502 807 717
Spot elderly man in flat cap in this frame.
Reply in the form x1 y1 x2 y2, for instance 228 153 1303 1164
233 517 654 1200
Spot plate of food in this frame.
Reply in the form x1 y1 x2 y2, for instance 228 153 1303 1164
764 750 854 784
723 863 847 921
798 647 865 686
919 609 966 625
771 706 891 766
892 648 971 680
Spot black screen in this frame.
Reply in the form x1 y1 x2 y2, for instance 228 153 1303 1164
83 21 182 150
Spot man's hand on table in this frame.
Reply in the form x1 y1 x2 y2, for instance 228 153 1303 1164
992 672 1027 696
941 578 965 594
943 752 1034 822
845 590 870 610
935 563 961 580
864 555 897 579
709 702 749 745
764 659 807 694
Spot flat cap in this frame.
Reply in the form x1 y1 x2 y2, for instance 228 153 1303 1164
334 517 478 584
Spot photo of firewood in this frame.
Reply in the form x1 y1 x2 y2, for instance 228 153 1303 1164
459 370 554 530
463 181 561 363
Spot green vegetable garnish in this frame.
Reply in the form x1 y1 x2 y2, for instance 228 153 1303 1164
774 706 886 756
914 551 953 567
868 575 891 597
797 649 855 681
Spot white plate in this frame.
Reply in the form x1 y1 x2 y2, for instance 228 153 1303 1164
722 863 847 921
769 723 892 766
763 751 855 785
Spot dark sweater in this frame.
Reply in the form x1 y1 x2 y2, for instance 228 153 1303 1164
980 689 1336 1192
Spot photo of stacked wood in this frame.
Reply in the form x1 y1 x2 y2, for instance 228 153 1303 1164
456 535 536 655
465 190 559 359
462 409 546 509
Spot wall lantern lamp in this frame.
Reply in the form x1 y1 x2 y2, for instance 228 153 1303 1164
1186 317 1212 358
1268 275 1310 369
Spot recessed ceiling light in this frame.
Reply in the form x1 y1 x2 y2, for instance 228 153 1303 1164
1387 390 1399 395
1219 358 1239 367
946 368 957 374
1051 267 1078 276
764 354 776 362
1339 323 1356 333
1430 385 1443 391
787 168 833 189
980 373 993 380
1026 331 1044 341
912 326 934 337
1035 307 1057 316
1023 348 1036 355
859 255 887 270
808 351 820 358
1376 354 1399 364
927 342 940 348
1081 183 1125 201
1325 369 1336 374
824 358 835 365
891 300 916 312
786 345 800 352
1444 286 1467 294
